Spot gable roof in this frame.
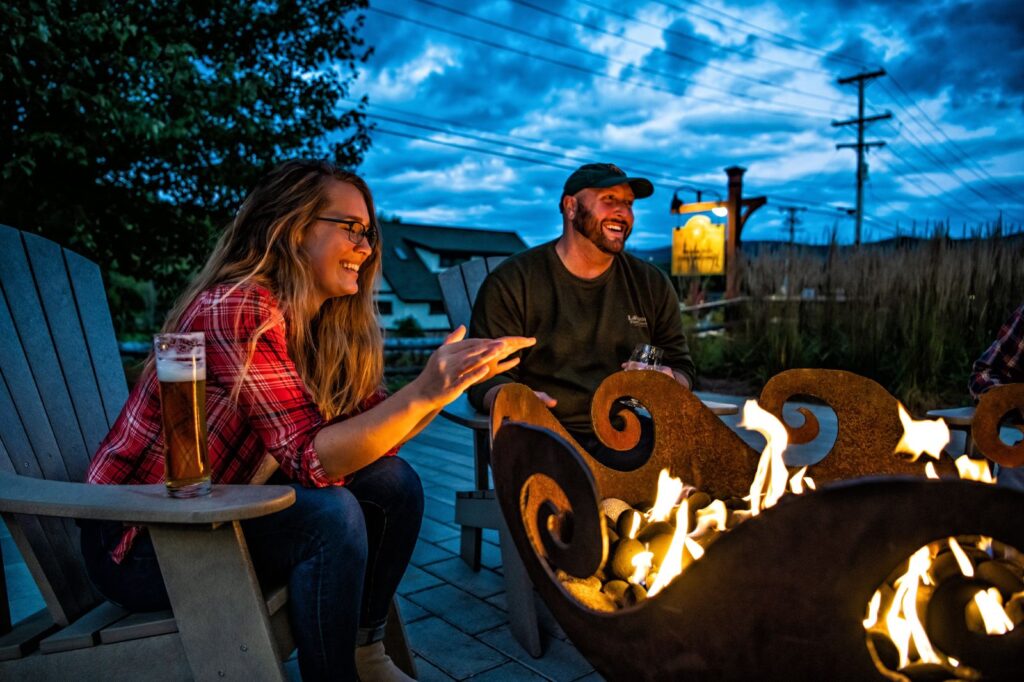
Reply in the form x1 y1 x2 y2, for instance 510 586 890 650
379 221 529 303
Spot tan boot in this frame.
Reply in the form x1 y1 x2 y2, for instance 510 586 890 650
354 641 414 682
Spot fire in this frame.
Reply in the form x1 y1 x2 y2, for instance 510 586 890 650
691 499 728 537
894 404 949 460
788 466 811 495
863 590 881 629
647 501 690 597
946 538 1015 635
740 400 790 515
884 547 940 668
647 468 685 523
955 456 996 483
629 551 653 586
974 588 1014 635
924 462 939 479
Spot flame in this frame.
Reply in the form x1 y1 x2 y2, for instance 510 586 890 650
895 404 950 461
925 462 939 479
955 457 996 483
948 538 975 576
863 590 882 629
804 477 816 490
629 551 653 586
740 400 790 515
691 500 728 537
974 588 1014 634
647 468 685 523
977 536 993 556
626 512 641 539
648 501 690 597
884 547 940 668
789 466 809 495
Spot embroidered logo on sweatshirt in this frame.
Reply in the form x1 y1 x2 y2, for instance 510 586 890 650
627 314 648 328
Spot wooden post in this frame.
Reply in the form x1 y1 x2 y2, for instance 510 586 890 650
725 166 745 300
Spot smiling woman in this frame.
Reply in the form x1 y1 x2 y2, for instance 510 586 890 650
79 159 535 681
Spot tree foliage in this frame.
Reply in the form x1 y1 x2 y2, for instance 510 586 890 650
1 0 372 300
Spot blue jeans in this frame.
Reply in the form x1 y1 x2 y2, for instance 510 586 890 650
80 456 423 681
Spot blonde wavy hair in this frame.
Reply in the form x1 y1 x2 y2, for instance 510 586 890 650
159 159 384 419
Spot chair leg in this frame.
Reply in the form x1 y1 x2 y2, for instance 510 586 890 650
384 598 418 679
496 513 542 658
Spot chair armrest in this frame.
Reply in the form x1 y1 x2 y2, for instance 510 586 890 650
440 393 490 431
0 473 295 524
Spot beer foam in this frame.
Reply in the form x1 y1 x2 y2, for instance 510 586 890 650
156 357 207 382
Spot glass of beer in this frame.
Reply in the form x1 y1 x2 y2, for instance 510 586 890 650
154 332 211 497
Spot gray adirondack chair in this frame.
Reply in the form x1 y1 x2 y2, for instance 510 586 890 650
0 224 416 680
437 257 542 657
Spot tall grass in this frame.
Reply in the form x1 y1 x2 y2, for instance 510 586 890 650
693 233 1024 410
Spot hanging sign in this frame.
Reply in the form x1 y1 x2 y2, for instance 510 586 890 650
672 215 725 276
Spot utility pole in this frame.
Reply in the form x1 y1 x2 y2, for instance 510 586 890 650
832 69 891 246
779 205 805 244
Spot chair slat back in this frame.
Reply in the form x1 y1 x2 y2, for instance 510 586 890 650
438 257 507 330
0 223 124 624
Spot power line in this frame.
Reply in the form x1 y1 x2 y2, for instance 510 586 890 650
573 0 838 78
653 0 873 70
878 120 1015 216
510 0 848 107
384 1 837 119
351 99 708 179
366 112 715 189
873 81 1024 205
878 146 985 222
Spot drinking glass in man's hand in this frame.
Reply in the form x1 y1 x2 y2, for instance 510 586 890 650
622 343 663 409
626 343 663 371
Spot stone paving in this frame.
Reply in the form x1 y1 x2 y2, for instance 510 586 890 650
4 392 978 680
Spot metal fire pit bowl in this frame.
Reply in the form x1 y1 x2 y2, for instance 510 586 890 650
489 370 1024 681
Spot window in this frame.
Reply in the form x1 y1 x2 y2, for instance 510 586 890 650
428 301 446 315
394 246 409 260
378 300 393 315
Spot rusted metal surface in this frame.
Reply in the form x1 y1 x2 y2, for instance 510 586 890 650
972 383 1024 467
492 371 760 505
760 368 958 481
490 422 1024 681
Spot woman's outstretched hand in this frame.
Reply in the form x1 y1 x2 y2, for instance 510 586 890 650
412 326 535 408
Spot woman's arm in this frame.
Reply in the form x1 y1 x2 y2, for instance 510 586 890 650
313 327 534 480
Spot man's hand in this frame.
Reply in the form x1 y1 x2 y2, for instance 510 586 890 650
620 362 691 389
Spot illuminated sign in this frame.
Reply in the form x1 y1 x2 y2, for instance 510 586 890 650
672 215 724 276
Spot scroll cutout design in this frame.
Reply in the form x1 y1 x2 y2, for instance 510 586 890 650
492 372 760 505
491 425 606 581
972 383 1024 467
760 368 958 482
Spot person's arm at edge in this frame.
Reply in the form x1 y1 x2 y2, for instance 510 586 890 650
968 303 1024 400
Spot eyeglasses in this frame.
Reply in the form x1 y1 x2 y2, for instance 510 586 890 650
316 216 378 249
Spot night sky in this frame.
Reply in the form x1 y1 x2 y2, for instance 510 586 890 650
351 0 1024 248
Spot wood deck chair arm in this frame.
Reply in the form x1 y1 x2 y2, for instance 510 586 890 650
0 473 295 524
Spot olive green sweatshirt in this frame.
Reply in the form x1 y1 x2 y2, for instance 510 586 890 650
468 240 696 433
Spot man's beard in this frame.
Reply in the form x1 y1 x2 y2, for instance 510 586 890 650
571 201 629 255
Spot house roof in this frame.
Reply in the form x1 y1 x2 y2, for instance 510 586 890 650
379 221 529 303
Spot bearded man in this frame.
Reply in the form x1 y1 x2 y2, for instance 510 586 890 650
468 163 696 454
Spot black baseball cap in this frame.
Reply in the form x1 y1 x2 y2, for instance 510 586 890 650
562 163 654 199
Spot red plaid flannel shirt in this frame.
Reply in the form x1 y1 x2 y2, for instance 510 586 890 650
969 303 1024 400
86 283 396 562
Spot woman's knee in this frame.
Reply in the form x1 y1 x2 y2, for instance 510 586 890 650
361 456 424 516
298 486 369 558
